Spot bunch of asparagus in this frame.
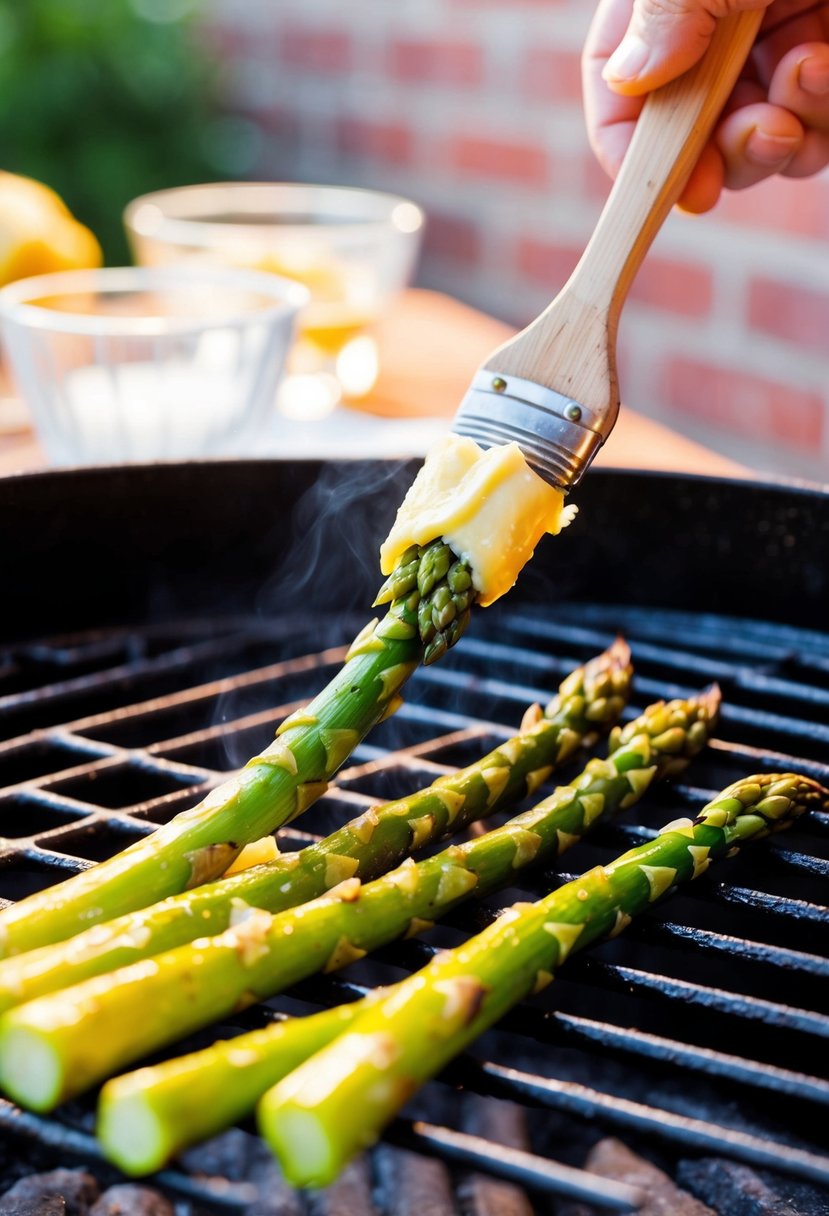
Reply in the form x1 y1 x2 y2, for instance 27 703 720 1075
0 641 629 1018
0 681 718 1114
1 525 814 1199
257 771 828 1188
91 683 718 1174
0 541 473 960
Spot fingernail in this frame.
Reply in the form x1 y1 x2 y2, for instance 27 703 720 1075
602 35 650 84
799 56 829 96
746 127 800 166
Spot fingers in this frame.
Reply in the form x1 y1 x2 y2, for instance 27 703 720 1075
710 42 829 188
768 41 829 130
716 99 805 187
747 32 829 178
583 0 643 176
600 0 772 96
780 126 829 175
582 0 829 197
676 141 726 211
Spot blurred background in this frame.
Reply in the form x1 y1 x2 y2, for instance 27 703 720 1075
2 0 828 480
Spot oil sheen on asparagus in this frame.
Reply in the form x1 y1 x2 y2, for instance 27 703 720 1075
0 643 630 1014
0 541 474 961
0 687 717 1112
260 772 829 1187
0 435 570 959
93 688 718 1172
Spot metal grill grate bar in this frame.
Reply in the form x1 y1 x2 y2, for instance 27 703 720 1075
705 883 829 925
2 601 829 1204
385 1120 644 1210
0 1099 257 1209
566 958 829 1037
630 919 829 979
471 1060 829 1186
514 1009 829 1105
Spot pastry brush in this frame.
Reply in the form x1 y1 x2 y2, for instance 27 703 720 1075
452 10 762 489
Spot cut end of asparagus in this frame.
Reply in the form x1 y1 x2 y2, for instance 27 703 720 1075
0 1024 62 1112
259 1102 337 1189
98 1085 168 1177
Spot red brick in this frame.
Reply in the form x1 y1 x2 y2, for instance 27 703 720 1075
516 237 581 288
335 118 414 167
748 277 829 357
389 39 484 87
449 136 549 186
629 257 713 318
280 25 352 72
661 356 824 451
423 212 482 265
713 174 829 241
524 49 583 102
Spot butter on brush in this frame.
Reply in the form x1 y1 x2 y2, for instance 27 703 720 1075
379 435 577 607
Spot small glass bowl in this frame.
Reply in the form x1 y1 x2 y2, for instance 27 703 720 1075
0 265 307 465
124 182 425 414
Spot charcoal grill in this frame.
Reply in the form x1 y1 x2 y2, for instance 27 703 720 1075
1 460 829 1215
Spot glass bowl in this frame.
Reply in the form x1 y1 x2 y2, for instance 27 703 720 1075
0 265 307 465
124 182 425 414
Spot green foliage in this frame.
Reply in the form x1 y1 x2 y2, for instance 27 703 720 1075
0 0 239 263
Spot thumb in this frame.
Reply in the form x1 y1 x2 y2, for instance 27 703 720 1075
602 0 770 95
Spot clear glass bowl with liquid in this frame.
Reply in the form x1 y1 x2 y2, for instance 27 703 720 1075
0 265 307 465
124 183 425 416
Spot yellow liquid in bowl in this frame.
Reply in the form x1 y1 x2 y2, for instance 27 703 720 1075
254 254 374 356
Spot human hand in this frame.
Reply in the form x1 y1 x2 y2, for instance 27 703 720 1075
583 0 829 212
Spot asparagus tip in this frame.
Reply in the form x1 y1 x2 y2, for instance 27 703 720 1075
579 637 631 691
698 682 722 722
607 636 631 669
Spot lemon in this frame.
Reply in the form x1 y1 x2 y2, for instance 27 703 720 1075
0 170 102 287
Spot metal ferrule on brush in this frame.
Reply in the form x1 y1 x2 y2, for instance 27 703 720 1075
451 370 614 490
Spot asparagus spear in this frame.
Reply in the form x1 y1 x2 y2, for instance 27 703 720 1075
260 772 828 1188
98 996 383 1176
375 540 476 665
0 688 716 1114
0 543 469 961
0 642 630 1015
94 686 716 1174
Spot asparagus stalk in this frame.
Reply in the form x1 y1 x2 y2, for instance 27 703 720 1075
259 772 828 1188
0 642 630 1016
94 686 716 1174
0 542 470 961
98 996 383 1177
0 688 716 1114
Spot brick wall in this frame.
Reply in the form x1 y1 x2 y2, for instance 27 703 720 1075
203 0 829 481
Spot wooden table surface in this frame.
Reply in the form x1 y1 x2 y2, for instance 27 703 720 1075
0 288 744 479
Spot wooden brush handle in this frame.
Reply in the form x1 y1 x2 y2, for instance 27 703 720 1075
484 9 762 415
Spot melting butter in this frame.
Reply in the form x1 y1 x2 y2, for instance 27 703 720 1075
379 435 576 606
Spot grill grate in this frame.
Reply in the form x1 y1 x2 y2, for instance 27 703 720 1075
1 601 829 1211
